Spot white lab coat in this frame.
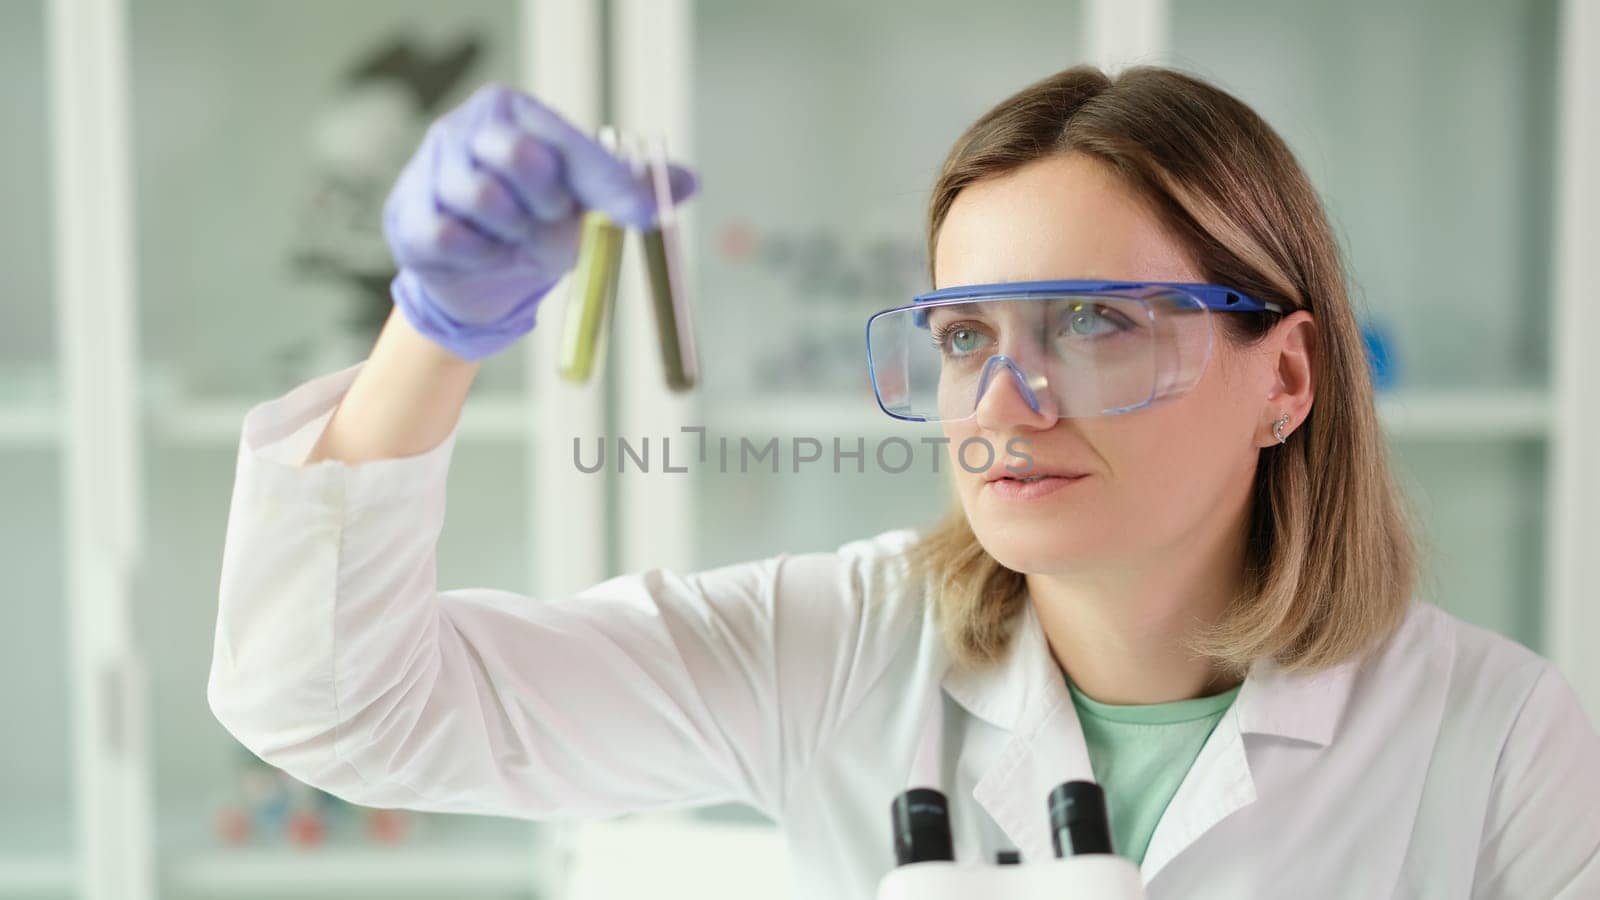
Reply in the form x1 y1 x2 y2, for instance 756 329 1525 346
208 361 1600 899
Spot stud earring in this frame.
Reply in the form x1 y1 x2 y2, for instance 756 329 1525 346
1273 413 1292 444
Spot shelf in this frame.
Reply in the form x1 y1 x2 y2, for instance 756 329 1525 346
0 397 539 448
711 388 1555 442
1376 387 1551 440
161 810 542 895
0 393 531 445
0 404 59 448
166 842 538 894
0 855 75 897
147 394 534 446
162 815 788 897
0 388 1557 449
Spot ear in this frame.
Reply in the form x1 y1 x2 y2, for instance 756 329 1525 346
1258 310 1317 448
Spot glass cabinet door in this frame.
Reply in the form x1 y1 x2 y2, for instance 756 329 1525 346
127 2 544 897
681 0 1087 572
0 4 78 897
1169 0 1558 650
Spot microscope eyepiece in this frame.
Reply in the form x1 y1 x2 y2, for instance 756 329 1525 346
1049 780 1115 857
890 788 955 866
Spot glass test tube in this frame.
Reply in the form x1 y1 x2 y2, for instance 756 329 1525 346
637 134 699 392
558 126 626 384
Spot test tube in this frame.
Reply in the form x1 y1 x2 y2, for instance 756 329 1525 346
558 126 627 384
638 134 699 392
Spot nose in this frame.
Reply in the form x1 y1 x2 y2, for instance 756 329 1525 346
972 354 1059 430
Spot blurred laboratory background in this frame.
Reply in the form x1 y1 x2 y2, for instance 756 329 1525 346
3 0 1597 898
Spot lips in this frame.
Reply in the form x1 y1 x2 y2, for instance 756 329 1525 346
984 469 1090 501
982 464 1090 483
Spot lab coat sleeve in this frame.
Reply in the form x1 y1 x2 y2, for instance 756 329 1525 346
1470 662 1600 899
207 361 924 823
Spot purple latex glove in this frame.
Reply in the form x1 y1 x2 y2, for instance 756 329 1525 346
382 83 698 361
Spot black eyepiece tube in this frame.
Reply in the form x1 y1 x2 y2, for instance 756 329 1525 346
1048 781 1115 857
890 788 955 866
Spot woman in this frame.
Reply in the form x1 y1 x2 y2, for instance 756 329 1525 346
207 66 1600 898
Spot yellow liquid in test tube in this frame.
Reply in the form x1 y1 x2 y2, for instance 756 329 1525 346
558 208 625 383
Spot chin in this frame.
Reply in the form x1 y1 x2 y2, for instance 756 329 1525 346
967 514 1117 575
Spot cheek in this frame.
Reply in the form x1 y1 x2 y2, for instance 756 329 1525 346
1108 412 1210 507
941 421 982 492
1107 379 1259 526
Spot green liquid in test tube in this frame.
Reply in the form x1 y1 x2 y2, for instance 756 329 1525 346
639 134 699 392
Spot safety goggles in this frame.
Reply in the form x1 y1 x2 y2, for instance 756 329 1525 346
866 280 1286 423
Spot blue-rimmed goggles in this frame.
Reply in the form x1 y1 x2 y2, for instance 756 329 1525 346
866 280 1286 423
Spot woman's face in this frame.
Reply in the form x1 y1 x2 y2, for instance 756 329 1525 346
933 152 1286 576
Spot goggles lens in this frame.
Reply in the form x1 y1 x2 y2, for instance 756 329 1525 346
867 288 1214 422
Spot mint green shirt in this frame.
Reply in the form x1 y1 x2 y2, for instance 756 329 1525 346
1065 677 1242 866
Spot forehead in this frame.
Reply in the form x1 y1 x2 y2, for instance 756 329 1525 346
932 152 1201 290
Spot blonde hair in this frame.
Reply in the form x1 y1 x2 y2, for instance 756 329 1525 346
906 65 1420 676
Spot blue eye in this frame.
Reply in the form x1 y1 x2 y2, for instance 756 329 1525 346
1059 303 1132 338
931 322 992 357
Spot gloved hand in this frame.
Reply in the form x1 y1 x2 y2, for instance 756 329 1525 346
382 83 699 361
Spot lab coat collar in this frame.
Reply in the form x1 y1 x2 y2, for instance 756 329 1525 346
946 605 1095 863
939 599 1359 870
1231 653 1359 747
940 600 1359 746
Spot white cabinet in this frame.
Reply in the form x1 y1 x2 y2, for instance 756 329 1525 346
128 3 563 898
1157 0 1600 688
5 1 1597 899
1169 0 1560 646
16 1 574 898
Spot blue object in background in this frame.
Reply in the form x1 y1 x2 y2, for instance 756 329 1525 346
250 781 289 834
1361 318 1397 391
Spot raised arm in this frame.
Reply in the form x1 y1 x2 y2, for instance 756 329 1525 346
208 366 924 820
302 307 480 464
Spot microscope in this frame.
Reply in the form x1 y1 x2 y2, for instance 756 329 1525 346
876 782 1147 899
